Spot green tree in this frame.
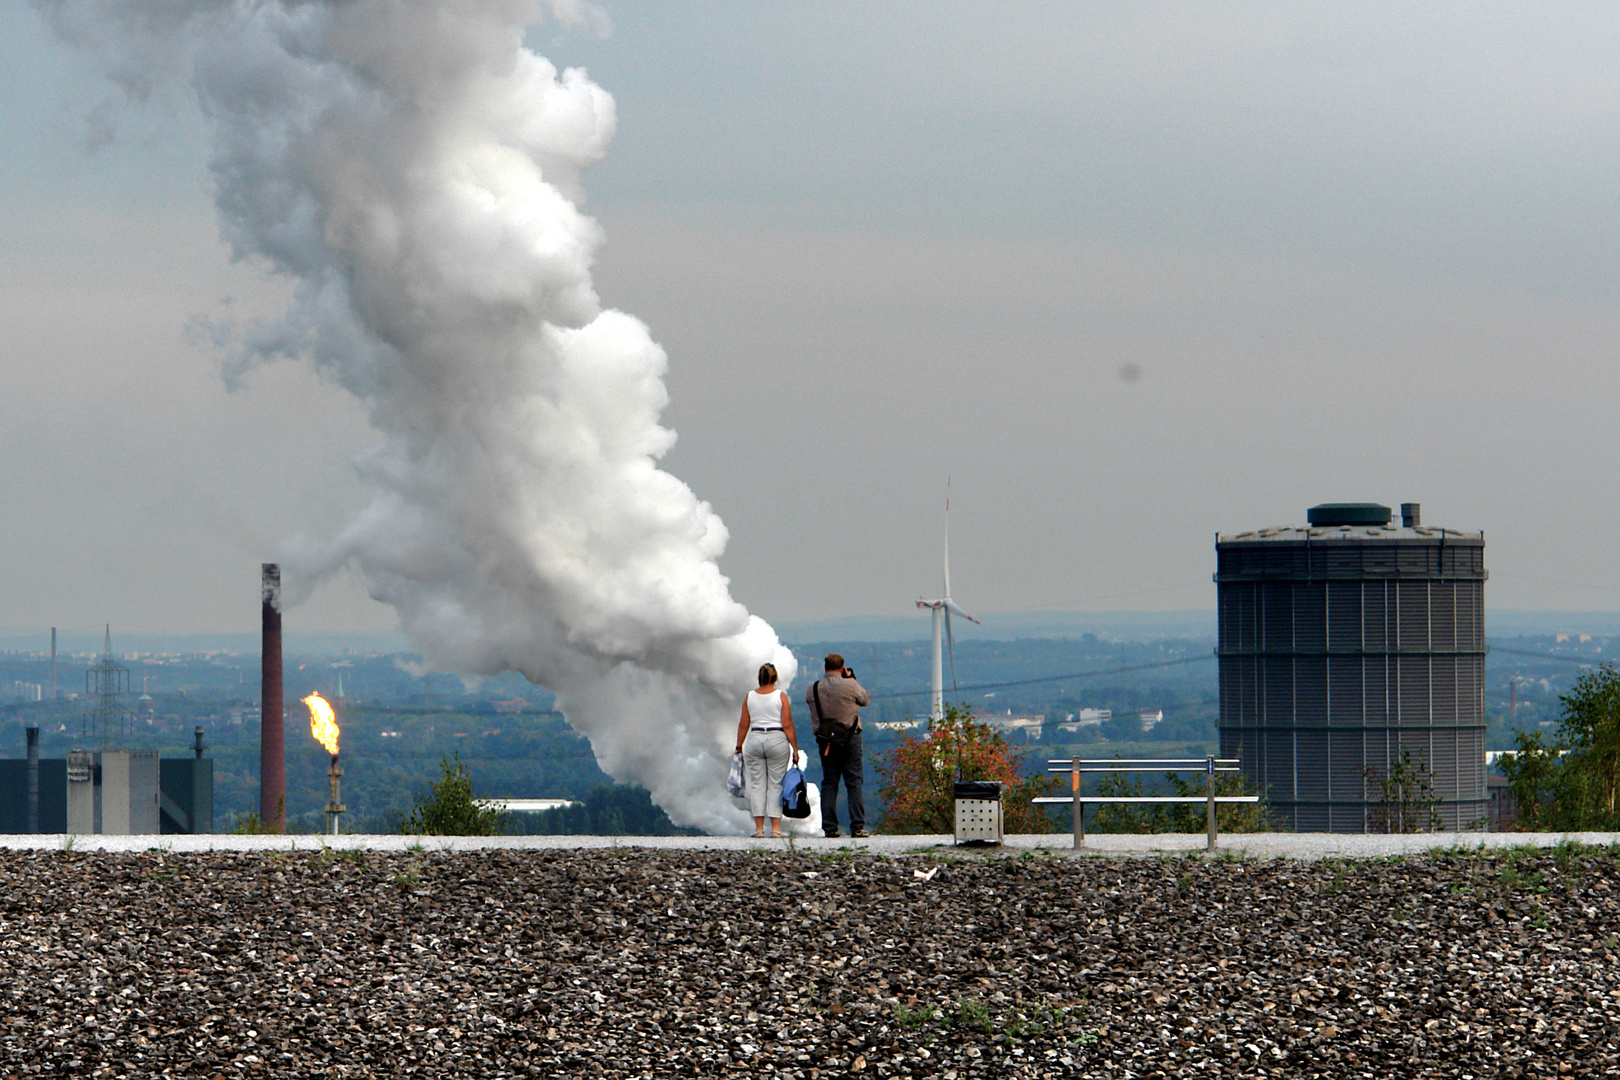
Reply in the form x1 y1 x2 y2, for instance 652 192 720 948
1561 663 1620 822
1499 728 1567 830
876 705 1060 834
399 753 509 836
1502 664 1620 830
1363 747 1442 834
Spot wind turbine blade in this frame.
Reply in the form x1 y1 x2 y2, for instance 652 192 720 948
945 599 980 625
946 607 958 693
943 501 952 600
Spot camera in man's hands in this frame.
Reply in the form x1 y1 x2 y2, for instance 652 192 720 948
843 668 855 680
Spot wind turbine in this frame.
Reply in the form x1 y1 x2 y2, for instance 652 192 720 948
916 491 979 725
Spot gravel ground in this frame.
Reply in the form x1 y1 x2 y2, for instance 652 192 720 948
3 843 1620 1078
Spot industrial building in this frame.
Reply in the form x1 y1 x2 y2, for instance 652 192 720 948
0 727 213 834
0 628 215 835
1216 502 1488 831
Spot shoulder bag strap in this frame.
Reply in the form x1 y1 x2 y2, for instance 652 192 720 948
812 680 836 758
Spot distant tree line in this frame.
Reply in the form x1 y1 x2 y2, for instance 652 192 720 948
505 784 700 836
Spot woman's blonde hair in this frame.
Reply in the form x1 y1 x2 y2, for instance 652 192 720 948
757 662 778 688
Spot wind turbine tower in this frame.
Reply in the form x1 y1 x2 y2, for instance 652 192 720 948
916 495 978 724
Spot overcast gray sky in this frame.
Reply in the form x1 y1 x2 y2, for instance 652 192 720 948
4 2 1620 637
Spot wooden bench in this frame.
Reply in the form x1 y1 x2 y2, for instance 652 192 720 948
1033 756 1259 851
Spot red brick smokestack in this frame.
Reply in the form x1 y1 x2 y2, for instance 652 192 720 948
261 563 285 832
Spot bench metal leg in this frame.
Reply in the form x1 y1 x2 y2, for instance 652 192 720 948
1206 755 1217 852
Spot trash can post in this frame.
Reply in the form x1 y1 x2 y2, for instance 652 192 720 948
954 780 1004 846
1205 754 1217 852
1072 756 1084 851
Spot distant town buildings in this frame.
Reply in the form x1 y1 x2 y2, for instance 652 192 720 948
1051 707 1162 735
227 706 262 727
982 712 1046 741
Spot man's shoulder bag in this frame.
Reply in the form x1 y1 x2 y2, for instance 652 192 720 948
813 679 857 746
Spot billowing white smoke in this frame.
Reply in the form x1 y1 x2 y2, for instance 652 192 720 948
41 0 795 832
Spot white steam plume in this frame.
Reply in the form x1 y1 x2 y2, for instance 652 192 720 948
40 0 795 833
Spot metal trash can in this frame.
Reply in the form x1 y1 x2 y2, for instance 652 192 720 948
953 780 1003 845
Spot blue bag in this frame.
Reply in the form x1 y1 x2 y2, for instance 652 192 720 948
780 759 810 819
726 752 746 799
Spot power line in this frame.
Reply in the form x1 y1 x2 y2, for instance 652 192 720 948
867 654 1216 701
1489 646 1609 667
864 642 1608 707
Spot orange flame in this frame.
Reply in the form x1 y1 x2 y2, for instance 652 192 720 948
304 692 339 755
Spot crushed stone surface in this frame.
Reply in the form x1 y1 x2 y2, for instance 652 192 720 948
2 845 1618 1078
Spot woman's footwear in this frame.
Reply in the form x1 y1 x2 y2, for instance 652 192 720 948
770 832 787 838
750 830 766 838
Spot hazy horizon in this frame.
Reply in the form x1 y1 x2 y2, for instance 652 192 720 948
6 607 1620 659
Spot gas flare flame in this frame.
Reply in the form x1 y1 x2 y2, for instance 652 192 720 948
304 692 339 756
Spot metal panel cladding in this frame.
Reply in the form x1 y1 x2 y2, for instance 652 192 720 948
1216 504 1488 832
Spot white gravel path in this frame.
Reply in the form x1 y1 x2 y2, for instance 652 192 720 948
4 829 1614 858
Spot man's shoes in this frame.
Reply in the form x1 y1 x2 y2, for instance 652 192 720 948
851 828 871 838
823 829 842 838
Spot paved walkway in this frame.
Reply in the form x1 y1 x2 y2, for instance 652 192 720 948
4 830 1617 858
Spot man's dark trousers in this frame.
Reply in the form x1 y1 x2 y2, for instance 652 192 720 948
818 730 864 835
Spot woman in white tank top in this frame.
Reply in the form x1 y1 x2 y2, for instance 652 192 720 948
735 662 800 837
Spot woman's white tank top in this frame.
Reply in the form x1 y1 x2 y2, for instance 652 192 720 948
748 689 785 730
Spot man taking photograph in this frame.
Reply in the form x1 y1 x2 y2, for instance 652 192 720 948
805 652 870 838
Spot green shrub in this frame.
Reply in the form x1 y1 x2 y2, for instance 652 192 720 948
399 753 508 836
876 705 1059 834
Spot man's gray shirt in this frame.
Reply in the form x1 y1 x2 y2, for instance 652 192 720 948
805 674 869 738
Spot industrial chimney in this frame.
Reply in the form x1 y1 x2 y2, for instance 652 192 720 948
261 563 285 832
